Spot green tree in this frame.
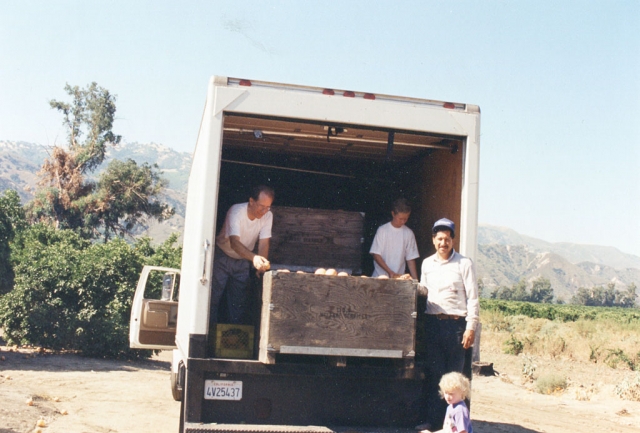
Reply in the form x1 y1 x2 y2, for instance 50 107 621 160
490 277 554 304
88 159 173 240
571 287 592 306
530 277 554 303
490 285 513 300
0 224 181 358
49 82 121 172
615 282 637 308
603 282 617 307
0 225 90 349
27 82 172 240
511 279 530 302
0 190 26 294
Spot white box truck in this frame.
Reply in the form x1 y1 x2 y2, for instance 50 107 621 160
130 76 480 432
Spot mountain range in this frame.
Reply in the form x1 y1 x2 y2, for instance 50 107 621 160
1 140 638 300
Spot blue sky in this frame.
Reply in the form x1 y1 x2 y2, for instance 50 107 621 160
1 1 639 256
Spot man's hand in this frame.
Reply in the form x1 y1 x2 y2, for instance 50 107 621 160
252 255 270 272
462 329 475 349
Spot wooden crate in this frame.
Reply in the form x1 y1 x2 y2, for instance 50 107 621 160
259 271 417 364
269 206 364 273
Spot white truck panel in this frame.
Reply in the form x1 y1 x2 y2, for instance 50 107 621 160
214 84 478 138
175 78 224 357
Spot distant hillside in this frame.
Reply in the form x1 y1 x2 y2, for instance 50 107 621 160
477 225 640 300
479 224 640 270
0 141 49 202
476 243 640 300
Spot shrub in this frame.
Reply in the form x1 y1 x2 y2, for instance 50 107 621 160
521 355 537 381
503 334 524 355
547 336 567 359
535 373 567 394
0 224 181 359
605 349 639 371
0 189 27 294
483 309 512 332
480 299 640 324
589 344 602 363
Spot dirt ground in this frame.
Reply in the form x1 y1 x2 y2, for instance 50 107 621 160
1 343 639 433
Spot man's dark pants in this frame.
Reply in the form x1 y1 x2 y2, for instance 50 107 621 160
422 314 467 429
210 247 251 325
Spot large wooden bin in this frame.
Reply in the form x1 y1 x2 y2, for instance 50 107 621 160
269 206 364 273
259 271 417 364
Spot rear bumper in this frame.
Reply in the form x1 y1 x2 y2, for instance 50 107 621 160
184 424 417 433
184 358 426 427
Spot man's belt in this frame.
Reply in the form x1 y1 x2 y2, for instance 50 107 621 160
433 314 465 320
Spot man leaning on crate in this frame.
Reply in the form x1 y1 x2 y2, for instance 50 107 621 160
210 185 275 325
415 218 480 432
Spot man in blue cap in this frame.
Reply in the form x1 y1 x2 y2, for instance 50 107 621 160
415 218 479 432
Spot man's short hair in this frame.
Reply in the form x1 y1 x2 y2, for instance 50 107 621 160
392 198 411 214
251 185 275 201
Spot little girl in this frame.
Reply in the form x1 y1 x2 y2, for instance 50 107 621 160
420 371 473 433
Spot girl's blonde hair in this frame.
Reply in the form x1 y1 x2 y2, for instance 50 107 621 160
438 372 471 399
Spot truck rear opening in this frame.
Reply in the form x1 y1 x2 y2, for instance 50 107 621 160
217 110 468 262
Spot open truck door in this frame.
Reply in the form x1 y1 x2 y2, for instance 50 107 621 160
129 265 180 350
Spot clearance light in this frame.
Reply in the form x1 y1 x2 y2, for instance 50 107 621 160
443 102 455 109
323 89 335 95
343 91 355 98
363 93 376 100
239 79 252 86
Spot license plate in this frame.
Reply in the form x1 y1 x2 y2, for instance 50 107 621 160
204 380 243 400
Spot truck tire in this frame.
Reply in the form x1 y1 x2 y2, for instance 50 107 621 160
170 370 183 401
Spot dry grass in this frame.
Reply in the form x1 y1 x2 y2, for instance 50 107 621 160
480 310 640 367
479 308 640 401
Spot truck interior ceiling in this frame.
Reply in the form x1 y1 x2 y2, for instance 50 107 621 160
216 112 465 273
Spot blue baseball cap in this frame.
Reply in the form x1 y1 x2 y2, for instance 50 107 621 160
432 218 455 236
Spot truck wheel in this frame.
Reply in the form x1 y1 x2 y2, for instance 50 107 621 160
171 370 183 401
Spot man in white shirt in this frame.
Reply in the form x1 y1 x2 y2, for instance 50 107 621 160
416 218 479 431
369 198 419 279
211 185 274 325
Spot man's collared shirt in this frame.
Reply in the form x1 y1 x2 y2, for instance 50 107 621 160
419 250 479 331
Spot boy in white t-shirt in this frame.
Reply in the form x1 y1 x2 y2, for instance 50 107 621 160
369 198 419 279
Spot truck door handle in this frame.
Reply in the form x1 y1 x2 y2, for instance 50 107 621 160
200 239 210 285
